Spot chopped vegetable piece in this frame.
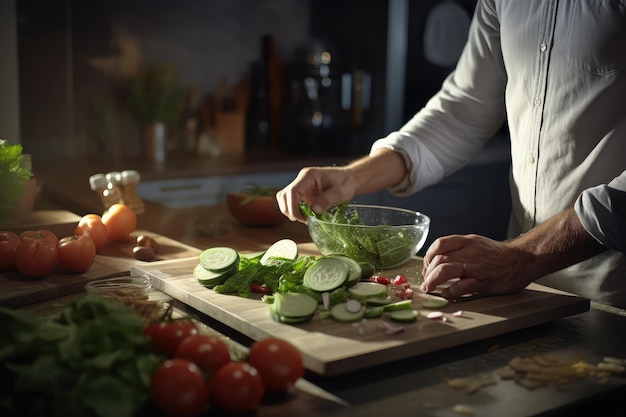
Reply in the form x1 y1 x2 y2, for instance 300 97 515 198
303 257 348 292
274 292 318 319
199 247 240 272
347 282 388 301
426 311 444 320
345 299 363 313
330 302 365 323
364 306 384 318
260 239 298 265
389 309 419 323
382 299 413 312
422 295 449 309
194 263 237 287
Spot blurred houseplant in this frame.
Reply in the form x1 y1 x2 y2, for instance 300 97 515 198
124 63 184 162
0 140 34 223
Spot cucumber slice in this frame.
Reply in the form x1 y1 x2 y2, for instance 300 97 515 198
347 282 388 301
325 255 362 287
364 306 384 318
358 262 376 280
303 257 349 292
269 302 313 324
260 239 299 265
242 250 265 260
383 299 413 312
274 292 318 319
193 263 237 287
330 302 365 323
365 296 394 306
422 295 449 310
389 309 419 323
198 247 240 272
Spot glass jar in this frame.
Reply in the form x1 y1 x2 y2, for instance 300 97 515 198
120 170 145 214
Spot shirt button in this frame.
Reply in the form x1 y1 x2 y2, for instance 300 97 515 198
528 154 535 164
534 97 542 106
540 42 547 52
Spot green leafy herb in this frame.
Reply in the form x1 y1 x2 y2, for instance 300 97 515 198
303 201 419 268
0 296 162 417
0 140 33 223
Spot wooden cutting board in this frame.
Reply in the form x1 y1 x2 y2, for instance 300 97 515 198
0 230 202 308
131 242 590 376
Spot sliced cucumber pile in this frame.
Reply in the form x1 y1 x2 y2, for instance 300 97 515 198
271 292 318 324
194 247 240 287
193 238 424 328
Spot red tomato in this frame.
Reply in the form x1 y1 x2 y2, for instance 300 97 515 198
144 320 199 356
175 334 232 375
248 338 304 392
102 203 137 242
150 358 210 416
15 233 58 277
0 231 20 271
57 234 96 273
75 214 108 251
19 229 58 246
211 361 264 414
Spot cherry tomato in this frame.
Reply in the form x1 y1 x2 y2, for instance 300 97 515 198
211 361 264 414
150 358 210 416
57 234 96 273
144 320 199 357
75 214 108 251
175 334 232 376
0 231 20 271
19 229 58 246
102 203 137 242
15 233 58 277
248 338 304 392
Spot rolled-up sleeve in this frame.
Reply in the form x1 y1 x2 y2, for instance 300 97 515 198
575 173 626 253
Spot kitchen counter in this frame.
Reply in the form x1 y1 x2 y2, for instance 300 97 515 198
13 205 626 417
18 151 626 417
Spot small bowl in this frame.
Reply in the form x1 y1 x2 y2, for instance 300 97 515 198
226 192 286 227
85 275 151 299
85 276 161 319
307 204 430 269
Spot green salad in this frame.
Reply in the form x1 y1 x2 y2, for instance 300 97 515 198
301 201 419 268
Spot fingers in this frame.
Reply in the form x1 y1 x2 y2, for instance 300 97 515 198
276 166 355 223
441 277 481 300
421 235 468 277
421 260 468 293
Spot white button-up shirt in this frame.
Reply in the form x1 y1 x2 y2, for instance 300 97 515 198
371 0 626 307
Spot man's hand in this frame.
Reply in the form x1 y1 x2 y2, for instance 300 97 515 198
420 209 606 300
421 234 529 299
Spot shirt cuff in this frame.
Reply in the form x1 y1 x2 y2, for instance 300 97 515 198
575 184 626 253
370 131 445 196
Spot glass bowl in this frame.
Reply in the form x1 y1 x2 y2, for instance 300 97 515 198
85 276 162 320
307 204 430 269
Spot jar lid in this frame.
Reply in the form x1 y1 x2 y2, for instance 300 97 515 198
121 170 141 184
106 171 122 184
88 173 107 190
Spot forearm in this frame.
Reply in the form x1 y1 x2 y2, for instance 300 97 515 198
346 148 407 195
507 208 606 281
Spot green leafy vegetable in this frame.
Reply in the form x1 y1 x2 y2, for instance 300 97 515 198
0 296 162 417
303 201 419 268
0 140 33 223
